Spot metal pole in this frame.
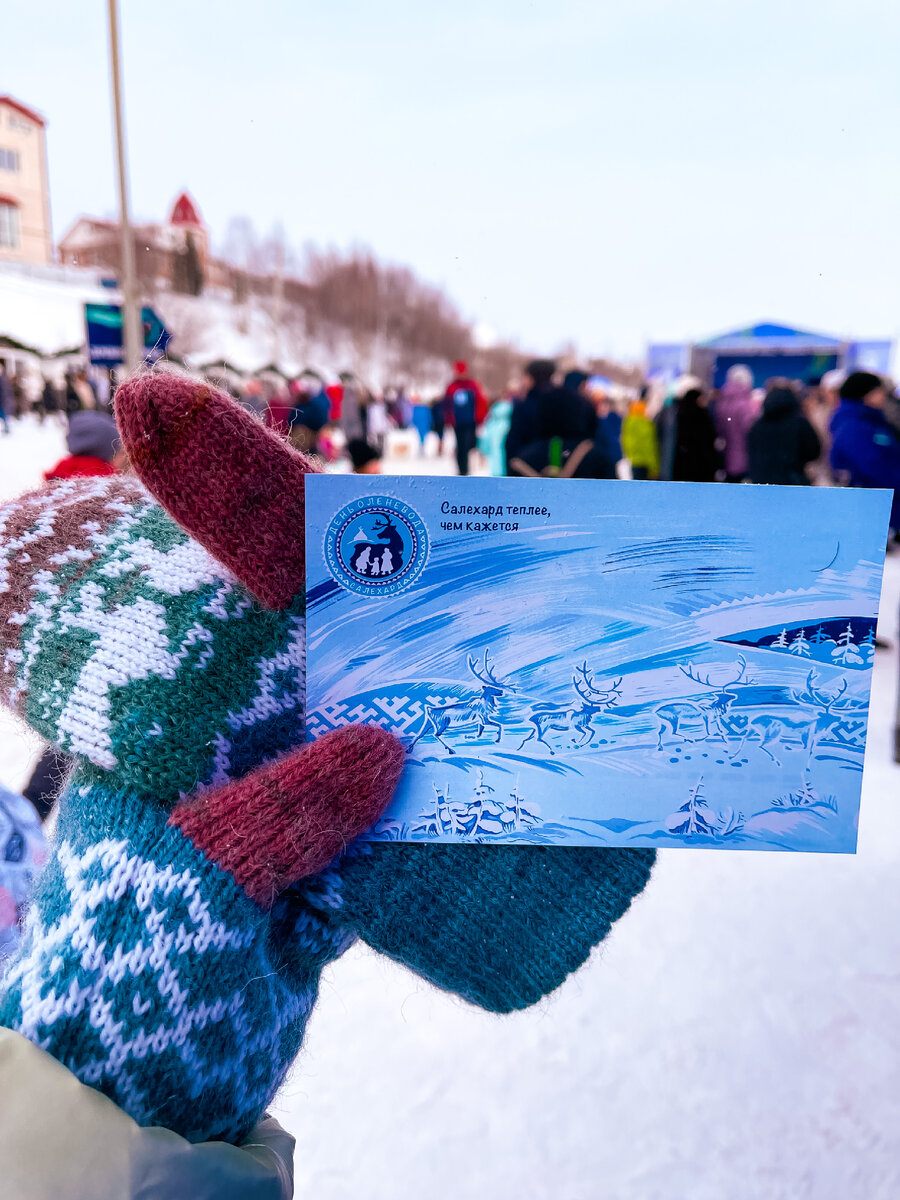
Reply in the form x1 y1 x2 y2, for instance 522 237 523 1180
107 0 143 372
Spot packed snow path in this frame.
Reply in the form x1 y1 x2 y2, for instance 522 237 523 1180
1 416 898 1199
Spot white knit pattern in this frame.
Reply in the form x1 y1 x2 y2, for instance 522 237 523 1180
5 836 316 1135
55 583 216 768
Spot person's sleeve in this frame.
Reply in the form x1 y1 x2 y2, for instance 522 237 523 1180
0 1028 294 1200
474 382 489 425
620 417 635 461
648 422 660 479
848 429 900 489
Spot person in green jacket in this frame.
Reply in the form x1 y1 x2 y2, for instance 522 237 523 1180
622 395 660 479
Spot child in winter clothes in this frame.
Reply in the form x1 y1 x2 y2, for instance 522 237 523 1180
478 395 514 476
44 410 124 480
0 783 45 963
622 397 659 479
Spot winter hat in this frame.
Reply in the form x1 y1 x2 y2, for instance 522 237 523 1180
563 369 589 393
840 371 883 403
65 410 120 461
820 368 846 393
525 359 557 387
762 385 800 418
0 368 655 1144
679 387 704 406
347 437 381 471
724 364 753 391
674 374 703 398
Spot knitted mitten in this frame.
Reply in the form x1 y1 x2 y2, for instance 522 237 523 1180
111 371 655 1016
0 423 403 1142
0 370 655 1144
326 841 655 1012
0 735 400 1143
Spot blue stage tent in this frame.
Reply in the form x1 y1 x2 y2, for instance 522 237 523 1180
647 322 893 389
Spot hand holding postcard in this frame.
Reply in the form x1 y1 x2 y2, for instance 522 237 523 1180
305 476 890 853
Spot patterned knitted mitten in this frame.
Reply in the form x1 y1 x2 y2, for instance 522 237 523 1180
0 387 404 1142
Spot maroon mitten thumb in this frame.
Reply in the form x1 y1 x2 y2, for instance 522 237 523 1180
115 369 316 609
170 725 405 908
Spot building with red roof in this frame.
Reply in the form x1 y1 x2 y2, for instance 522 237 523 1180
58 191 215 292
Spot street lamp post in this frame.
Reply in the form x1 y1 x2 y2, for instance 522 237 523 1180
107 0 143 373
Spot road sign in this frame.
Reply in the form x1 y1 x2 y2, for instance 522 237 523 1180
84 303 170 367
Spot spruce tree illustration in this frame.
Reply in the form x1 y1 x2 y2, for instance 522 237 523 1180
789 628 810 657
861 626 876 661
810 625 833 646
831 622 863 666
772 628 790 649
671 778 717 836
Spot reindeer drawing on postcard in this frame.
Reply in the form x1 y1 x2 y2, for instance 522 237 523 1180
305 474 891 853
410 653 509 754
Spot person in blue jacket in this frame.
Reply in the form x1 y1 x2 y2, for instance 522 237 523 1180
830 371 900 529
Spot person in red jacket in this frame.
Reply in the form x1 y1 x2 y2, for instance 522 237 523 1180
44 410 124 480
443 359 488 476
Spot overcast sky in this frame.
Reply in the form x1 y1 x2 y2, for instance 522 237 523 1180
3 0 899 360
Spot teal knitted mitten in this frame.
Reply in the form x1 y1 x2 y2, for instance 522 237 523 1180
0 770 352 1143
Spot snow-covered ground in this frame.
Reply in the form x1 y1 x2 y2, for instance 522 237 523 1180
1 417 898 1199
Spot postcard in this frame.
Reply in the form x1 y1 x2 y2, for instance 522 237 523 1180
305 475 890 852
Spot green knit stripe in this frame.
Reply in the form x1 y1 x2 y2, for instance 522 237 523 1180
10 485 306 799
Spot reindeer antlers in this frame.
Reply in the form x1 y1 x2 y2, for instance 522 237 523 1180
467 651 504 686
572 663 622 705
793 671 851 712
679 655 748 691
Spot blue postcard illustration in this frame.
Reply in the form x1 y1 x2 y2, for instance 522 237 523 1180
305 476 891 853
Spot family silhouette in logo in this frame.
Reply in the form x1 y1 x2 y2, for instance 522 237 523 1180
348 515 406 577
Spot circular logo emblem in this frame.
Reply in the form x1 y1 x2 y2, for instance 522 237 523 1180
324 495 429 597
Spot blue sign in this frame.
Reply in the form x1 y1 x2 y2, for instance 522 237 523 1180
846 341 894 374
84 303 171 367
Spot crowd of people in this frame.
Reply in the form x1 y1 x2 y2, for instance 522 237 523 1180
464 360 900 535
2 356 899 530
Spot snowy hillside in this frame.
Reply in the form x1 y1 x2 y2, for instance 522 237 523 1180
1 420 898 1198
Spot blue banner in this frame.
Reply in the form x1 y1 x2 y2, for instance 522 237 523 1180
84 303 170 367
